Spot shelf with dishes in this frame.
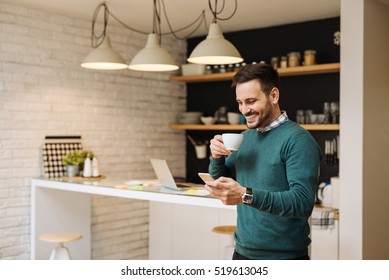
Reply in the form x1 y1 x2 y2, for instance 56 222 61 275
170 63 340 83
169 123 339 131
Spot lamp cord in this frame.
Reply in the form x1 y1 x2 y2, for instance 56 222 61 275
153 0 162 42
90 2 109 47
90 0 238 48
160 1 207 40
209 0 238 22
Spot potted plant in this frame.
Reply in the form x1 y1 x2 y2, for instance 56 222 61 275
80 150 94 163
62 150 83 177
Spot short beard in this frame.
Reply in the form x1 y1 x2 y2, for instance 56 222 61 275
245 99 273 130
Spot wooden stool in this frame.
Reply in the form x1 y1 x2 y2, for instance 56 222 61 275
212 226 236 259
39 232 82 260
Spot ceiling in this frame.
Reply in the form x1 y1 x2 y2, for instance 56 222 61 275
6 0 389 38
6 0 343 38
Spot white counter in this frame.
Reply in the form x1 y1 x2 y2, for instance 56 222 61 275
30 177 235 260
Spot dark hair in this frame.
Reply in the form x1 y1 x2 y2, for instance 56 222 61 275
231 63 280 95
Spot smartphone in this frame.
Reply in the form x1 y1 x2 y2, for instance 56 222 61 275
198 172 214 183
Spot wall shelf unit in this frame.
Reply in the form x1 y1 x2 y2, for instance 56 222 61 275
169 124 339 131
170 63 340 83
169 62 341 132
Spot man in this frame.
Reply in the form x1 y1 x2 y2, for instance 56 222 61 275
205 63 322 260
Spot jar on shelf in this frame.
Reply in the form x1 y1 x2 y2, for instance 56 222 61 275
271 57 279 69
323 102 330 123
288 52 301 67
304 109 313 124
205 65 212 74
280 56 288 68
304 50 316 66
296 110 305 124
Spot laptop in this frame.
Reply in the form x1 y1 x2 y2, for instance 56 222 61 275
150 158 209 195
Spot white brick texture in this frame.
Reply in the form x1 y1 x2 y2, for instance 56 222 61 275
0 2 187 259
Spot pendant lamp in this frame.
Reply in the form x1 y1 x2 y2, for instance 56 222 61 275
128 33 179 72
187 22 243 65
81 36 128 70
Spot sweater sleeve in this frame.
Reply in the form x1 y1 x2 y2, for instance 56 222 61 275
209 154 234 179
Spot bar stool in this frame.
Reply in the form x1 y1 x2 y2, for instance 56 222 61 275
39 232 82 260
212 225 236 260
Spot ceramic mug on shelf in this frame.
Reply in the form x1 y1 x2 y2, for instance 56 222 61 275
227 112 241 124
194 145 207 159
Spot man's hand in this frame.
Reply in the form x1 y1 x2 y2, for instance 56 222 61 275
205 176 245 205
209 134 232 158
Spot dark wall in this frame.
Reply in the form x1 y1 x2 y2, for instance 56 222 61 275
184 17 340 185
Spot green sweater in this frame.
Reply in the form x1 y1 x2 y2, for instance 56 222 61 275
209 121 322 259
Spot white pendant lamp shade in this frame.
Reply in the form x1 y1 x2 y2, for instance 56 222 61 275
128 33 179 72
187 23 243 65
81 36 128 70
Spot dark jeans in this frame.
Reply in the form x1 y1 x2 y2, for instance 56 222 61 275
232 250 310 260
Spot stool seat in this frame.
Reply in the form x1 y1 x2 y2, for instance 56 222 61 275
39 232 82 260
39 232 82 243
212 225 236 260
212 225 236 235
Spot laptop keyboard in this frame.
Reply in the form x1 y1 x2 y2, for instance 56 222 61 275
175 183 191 190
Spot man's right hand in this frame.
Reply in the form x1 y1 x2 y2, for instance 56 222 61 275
209 134 232 158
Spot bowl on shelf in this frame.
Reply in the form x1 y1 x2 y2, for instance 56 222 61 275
179 111 203 118
227 112 241 124
200 116 216 125
178 111 203 124
179 118 201 124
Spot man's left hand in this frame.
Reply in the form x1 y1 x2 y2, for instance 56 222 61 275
205 176 245 205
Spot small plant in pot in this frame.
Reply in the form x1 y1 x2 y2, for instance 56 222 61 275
62 150 83 177
80 150 94 163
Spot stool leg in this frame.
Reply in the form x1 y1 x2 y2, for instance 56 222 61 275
223 234 235 260
224 245 235 260
49 243 71 260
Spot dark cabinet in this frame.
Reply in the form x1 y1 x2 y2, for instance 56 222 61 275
171 17 340 184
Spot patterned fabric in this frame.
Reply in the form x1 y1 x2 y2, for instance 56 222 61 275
41 136 82 178
258 111 288 132
311 210 336 229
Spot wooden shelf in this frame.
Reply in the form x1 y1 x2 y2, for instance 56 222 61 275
169 124 339 131
170 63 340 83
301 124 340 131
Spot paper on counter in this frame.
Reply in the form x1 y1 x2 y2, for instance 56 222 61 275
183 188 210 196
124 180 161 187
114 180 161 190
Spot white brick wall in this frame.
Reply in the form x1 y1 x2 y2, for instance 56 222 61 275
0 2 187 259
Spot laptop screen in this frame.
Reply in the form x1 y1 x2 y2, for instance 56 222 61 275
149 158 210 196
150 158 179 190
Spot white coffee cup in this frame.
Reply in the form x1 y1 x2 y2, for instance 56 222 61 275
222 133 243 151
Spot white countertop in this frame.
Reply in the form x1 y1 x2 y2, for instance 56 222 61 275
31 177 235 209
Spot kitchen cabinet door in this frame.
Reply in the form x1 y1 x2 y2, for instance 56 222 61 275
311 220 339 260
149 202 236 260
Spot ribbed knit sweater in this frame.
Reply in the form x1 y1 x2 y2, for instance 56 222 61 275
209 120 322 259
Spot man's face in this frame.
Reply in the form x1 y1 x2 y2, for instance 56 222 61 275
236 80 277 130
